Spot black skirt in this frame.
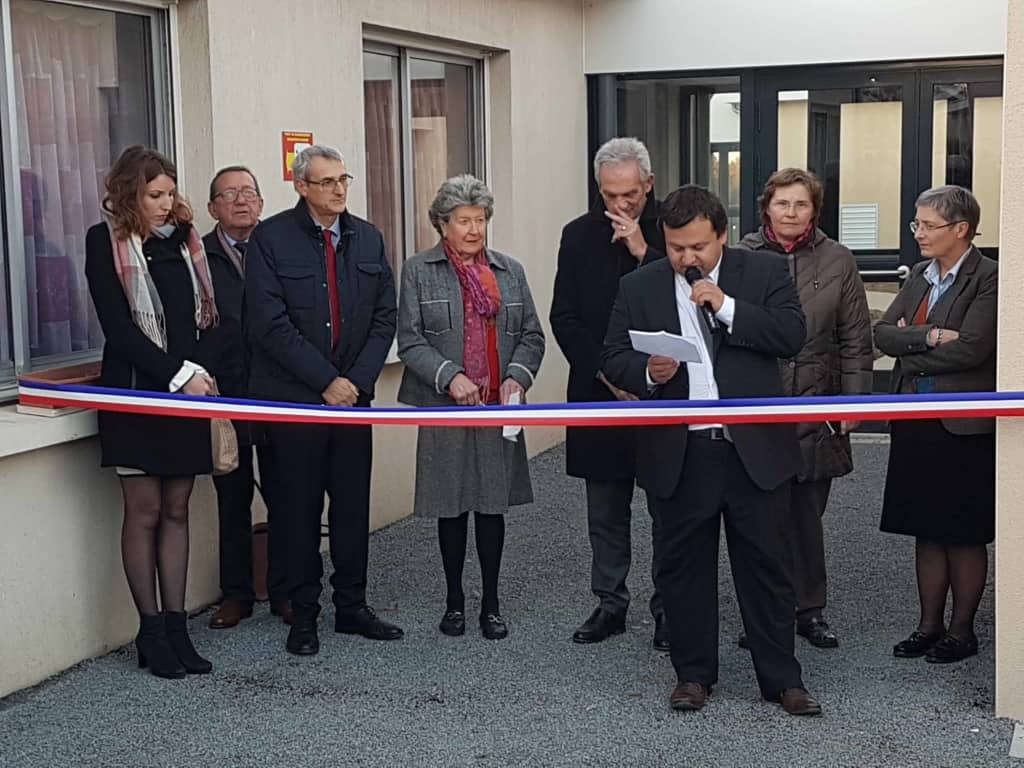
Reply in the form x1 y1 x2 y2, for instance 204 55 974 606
880 419 994 545
99 411 212 477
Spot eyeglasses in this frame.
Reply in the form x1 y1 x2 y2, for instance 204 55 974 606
304 174 355 191
770 200 813 212
213 187 260 202
909 219 964 234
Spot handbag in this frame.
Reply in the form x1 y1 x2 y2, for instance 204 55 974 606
208 380 239 476
798 422 854 482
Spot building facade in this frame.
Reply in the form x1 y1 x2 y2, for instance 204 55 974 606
2 0 1022 719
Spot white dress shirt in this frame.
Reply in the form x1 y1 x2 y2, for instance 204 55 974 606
645 259 736 432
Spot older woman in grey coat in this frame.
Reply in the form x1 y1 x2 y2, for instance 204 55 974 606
398 175 545 640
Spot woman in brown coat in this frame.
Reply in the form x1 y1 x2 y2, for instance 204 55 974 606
739 168 873 648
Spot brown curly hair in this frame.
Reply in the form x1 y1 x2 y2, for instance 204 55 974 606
758 167 824 227
102 145 193 239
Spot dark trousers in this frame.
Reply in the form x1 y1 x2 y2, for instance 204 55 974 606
648 437 803 698
212 444 286 603
263 421 372 620
780 478 832 618
585 479 662 619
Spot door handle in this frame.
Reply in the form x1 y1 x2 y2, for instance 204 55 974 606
859 265 910 280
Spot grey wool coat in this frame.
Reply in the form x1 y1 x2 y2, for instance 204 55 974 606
397 242 545 517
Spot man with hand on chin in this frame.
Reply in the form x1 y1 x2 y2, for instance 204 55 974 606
245 145 399 656
551 137 669 652
602 185 822 716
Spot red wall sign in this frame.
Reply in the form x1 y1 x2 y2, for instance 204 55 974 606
282 131 313 181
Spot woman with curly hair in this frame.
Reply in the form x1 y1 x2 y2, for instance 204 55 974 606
85 145 221 679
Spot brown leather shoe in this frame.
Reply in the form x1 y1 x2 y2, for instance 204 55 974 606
778 688 822 716
208 598 253 629
270 599 294 626
670 682 710 711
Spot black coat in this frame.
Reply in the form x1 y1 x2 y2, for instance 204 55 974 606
244 200 397 404
549 194 664 480
84 222 217 476
202 229 246 397
601 249 805 498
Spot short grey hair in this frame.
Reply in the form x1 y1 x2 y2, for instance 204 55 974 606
593 137 652 184
916 185 981 239
291 144 345 182
428 174 495 234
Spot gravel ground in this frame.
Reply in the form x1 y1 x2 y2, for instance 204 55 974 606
0 440 1014 768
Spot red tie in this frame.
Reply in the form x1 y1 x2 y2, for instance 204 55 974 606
323 229 341 349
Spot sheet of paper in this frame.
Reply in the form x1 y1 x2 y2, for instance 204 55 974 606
628 329 703 363
502 391 522 442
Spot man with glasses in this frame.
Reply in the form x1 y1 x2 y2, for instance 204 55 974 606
245 145 400 656
204 166 293 630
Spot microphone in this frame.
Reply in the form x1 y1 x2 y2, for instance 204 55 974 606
684 266 720 333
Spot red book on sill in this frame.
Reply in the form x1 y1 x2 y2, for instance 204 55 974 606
16 362 101 417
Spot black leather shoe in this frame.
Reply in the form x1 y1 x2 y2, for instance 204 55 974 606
335 605 404 641
480 613 508 640
653 614 671 652
286 622 319 656
439 610 466 637
893 629 942 658
572 607 626 644
797 616 839 649
925 632 978 664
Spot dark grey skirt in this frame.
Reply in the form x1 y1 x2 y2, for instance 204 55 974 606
880 419 995 545
412 426 533 518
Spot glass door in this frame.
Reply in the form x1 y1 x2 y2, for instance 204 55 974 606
612 75 743 241
920 67 1003 260
754 62 1003 394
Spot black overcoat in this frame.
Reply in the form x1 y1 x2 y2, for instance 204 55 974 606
549 194 664 480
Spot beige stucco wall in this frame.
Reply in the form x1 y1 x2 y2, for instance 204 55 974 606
839 102 903 250
0 0 585 699
0 425 221 698
776 100 808 170
995 0 1024 722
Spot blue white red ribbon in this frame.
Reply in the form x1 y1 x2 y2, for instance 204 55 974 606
16 381 1024 427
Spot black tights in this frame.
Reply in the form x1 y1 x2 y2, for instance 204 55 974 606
914 538 988 640
120 476 196 616
438 512 505 616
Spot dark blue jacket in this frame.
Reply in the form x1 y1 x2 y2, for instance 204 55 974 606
203 229 246 398
244 200 397 404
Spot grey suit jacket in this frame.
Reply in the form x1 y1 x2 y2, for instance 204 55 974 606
397 242 545 407
874 246 998 435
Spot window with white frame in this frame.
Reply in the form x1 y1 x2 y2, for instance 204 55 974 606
0 0 171 394
362 42 484 277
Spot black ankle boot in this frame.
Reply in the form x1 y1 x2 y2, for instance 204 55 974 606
164 611 213 674
136 613 186 679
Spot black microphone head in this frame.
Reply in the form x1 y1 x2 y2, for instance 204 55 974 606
684 266 702 285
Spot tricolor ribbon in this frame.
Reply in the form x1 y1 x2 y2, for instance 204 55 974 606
16 381 1024 427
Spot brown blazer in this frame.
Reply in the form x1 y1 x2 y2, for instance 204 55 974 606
874 246 997 435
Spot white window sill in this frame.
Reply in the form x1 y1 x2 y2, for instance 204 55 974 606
0 405 99 460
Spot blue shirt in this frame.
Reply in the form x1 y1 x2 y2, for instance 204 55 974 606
310 213 342 242
923 248 971 312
